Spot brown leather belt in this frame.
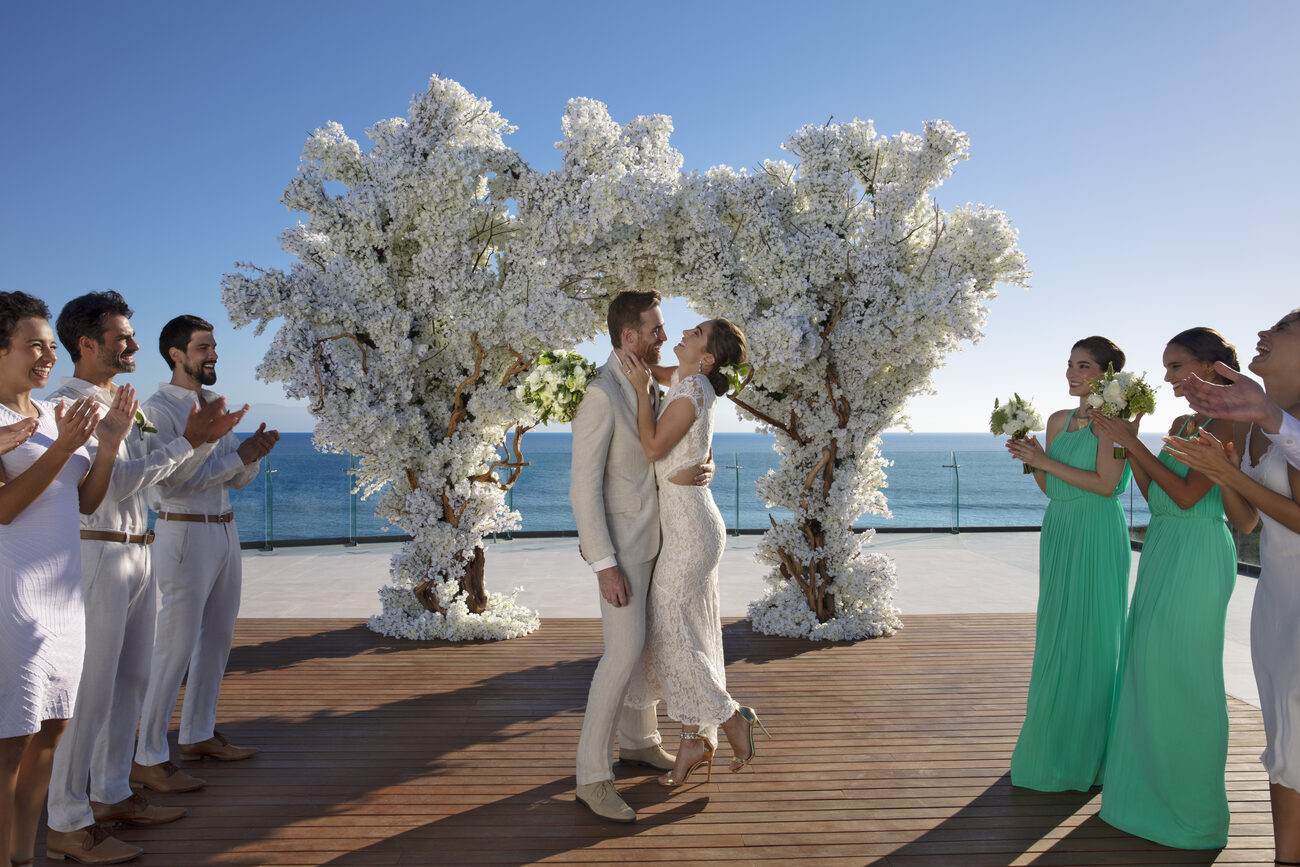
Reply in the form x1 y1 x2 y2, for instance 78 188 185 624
81 529 155 545
156 511 235 524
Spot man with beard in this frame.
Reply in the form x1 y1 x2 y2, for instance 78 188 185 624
45 295 247 864
569 290 714 823
133 315 278 785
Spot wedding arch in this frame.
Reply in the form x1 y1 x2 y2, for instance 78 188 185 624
222 75 1028 642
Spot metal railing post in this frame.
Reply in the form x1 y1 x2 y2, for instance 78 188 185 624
942 451 960 534
345 454 358 547
724 452 744 536
261 455 276 552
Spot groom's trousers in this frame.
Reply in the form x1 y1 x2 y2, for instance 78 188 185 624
576 557 660 785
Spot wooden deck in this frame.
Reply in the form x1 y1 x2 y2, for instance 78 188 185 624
56 614 1274 866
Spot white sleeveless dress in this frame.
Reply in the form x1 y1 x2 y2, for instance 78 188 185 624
1243 427 1300 791
0 400 90 737
625 374 738 729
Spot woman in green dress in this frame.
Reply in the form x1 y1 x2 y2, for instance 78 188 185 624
1092 328 1239 848
1006 335 1132 791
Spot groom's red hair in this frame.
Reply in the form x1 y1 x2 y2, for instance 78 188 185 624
607 290 661 349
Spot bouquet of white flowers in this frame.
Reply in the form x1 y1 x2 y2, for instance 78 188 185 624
517 350 598 425
1086 364 1157 457
990 394 1044 473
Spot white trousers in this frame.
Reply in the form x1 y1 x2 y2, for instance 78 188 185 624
575 558 661 785
134 520 241 766
46 540 156 831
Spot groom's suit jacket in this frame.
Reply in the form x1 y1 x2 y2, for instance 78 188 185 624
569 352 660 569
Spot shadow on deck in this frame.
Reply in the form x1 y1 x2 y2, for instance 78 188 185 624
43 615 1272 865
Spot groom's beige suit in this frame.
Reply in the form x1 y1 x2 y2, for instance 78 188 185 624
571 352 663 785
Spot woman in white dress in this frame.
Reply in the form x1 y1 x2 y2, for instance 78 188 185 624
620 317 770 788
0 292 133 867
1166 307 1300 865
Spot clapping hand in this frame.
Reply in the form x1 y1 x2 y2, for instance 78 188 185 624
1090 412 1142 451
1006 433 1047 471
0 418 38 456
52 397 102 454
235 422 281 465
95 385 138 450
1162 426 1237 481
183 396 249 446
1182 364 1284 432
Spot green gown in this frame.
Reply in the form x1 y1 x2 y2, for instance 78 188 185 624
1099 424 1236 848
1011 411 1131 791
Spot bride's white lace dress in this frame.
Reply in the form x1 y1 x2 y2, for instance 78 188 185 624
625 373 739 728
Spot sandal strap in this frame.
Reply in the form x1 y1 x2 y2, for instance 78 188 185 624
678 731 707 740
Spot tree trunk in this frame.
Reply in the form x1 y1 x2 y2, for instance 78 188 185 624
412 546 488 614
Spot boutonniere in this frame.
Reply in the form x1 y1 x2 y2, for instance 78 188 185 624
134 410 157 434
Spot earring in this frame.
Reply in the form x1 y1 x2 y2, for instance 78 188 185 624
698 360 703 373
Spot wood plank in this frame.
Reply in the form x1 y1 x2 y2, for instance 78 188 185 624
34 614 1275 864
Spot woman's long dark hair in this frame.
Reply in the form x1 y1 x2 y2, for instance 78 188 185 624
1167 327 1239 383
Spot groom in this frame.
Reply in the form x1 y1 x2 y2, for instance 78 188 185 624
570 289 713 823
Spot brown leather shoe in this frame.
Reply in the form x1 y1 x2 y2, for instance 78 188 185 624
46 824 141 863
178 730 258 761
129 760 204 793
91 792 186 826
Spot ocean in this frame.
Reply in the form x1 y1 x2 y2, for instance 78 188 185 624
228 432 1166 546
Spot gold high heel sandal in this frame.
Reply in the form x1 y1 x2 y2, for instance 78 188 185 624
658 731 714 787
729 706 772 772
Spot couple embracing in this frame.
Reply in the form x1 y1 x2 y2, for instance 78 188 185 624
569 290 769 824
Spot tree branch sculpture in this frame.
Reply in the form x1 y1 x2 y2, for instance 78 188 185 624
222 75 1028 641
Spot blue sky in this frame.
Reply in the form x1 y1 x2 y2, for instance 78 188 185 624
2 1 1295 434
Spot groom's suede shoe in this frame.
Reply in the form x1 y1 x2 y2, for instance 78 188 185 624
618 744 675 771
575 779 636 823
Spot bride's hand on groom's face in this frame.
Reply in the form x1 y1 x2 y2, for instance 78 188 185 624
617 350 653 393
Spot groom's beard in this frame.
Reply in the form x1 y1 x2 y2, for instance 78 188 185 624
639 342 662 365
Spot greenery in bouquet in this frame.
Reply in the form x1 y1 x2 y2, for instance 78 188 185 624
1086 364 1156 457
990 394 1043 472
517 351 598 425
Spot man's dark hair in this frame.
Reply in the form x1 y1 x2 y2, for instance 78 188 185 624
56 291 134 362
0 292 51 350
606 290 662 349
159 314 214 369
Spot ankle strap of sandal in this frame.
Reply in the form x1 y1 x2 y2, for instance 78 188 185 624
678 731 707 740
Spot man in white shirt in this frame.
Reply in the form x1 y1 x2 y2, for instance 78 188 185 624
44 293 246 865
1182 362 1300 467
134 315 278 783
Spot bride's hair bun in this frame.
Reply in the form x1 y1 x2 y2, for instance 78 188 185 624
705 318 748 397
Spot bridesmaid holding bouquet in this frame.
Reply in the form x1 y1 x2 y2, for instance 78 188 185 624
1006 336 1131 791
1092 328 1239 848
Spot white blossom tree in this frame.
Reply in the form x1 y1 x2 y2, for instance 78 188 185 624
223 75 1027 642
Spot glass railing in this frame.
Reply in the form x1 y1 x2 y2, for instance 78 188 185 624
225 433 1261 574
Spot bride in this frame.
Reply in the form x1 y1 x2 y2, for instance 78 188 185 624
618 317 770 788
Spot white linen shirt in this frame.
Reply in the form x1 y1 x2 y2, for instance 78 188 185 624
1265 411 1300 470
48 378 203 535
142 384 259 514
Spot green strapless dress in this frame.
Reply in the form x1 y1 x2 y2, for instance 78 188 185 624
1099 427 1236 848
1011 412 1131 791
